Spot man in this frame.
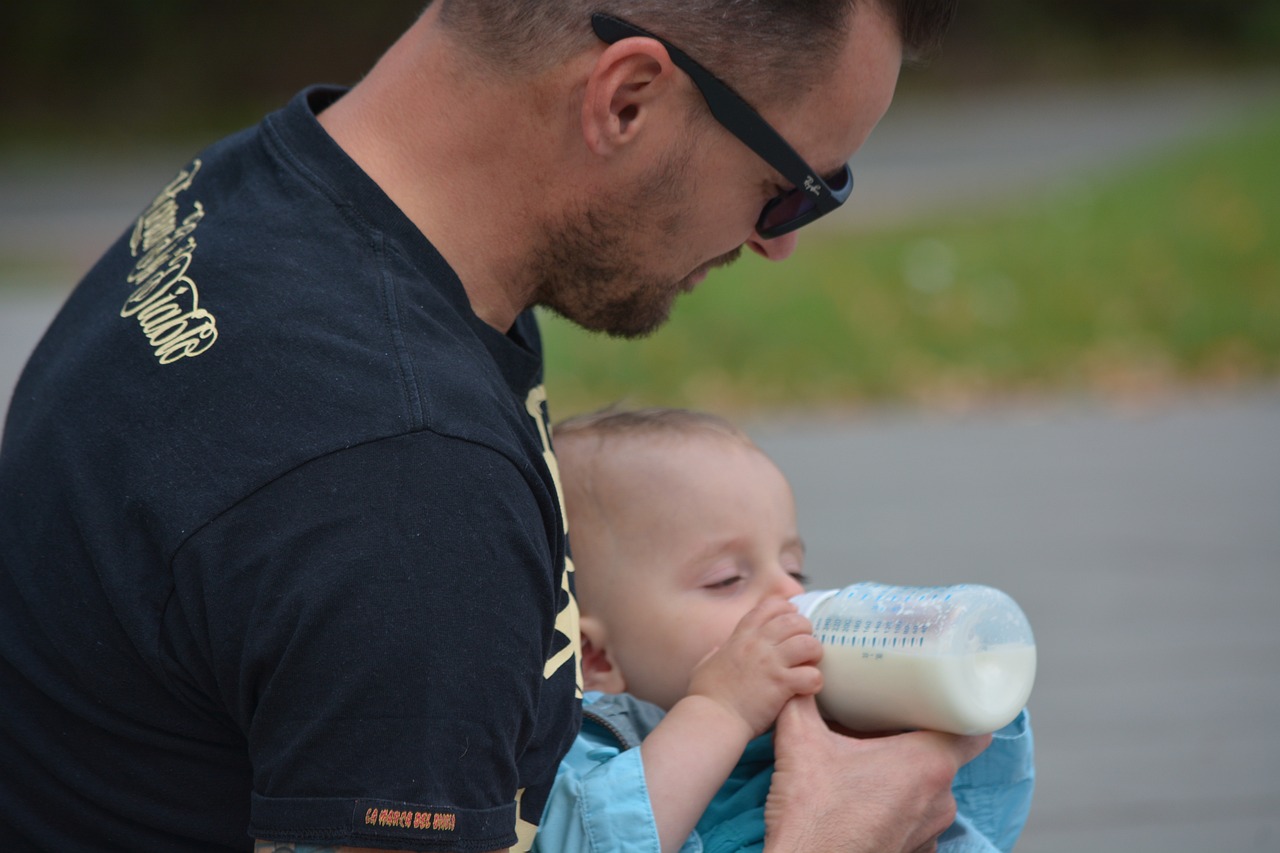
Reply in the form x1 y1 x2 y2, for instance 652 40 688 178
0 1 981 851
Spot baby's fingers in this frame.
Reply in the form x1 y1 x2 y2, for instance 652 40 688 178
753 607 818 646
775 630 823 668
732 596 800 634
780 657 824 696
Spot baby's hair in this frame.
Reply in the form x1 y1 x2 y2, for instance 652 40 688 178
553 405 756 448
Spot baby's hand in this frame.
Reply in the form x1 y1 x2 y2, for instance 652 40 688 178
686 598 823 738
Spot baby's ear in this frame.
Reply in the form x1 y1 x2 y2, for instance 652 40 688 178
580 615 627 694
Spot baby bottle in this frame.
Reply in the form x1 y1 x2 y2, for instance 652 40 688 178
791 583 1036 736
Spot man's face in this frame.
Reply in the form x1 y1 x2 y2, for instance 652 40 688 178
530 136 735 339
539 4 903 339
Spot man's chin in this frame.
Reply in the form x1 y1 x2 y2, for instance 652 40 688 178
681 247 742 294
680 269 708 294
552 299 673 341
548 247 743 339
601 301 674 340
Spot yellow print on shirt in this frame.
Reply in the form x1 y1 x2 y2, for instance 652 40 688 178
514 387 581 851
123 159 218 365
524 384 582 698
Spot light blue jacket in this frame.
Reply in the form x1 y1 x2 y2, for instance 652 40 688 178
533 691 1034 853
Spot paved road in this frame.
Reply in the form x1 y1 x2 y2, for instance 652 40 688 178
3 73 1280 851
751 390 1280 852
825 71 1279 231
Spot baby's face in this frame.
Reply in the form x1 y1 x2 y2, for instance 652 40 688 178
578 436 807 711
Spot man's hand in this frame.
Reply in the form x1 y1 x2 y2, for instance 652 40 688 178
764 696 991 853
642 600 822 853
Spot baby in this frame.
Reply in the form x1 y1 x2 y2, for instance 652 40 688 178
535 407 1034 853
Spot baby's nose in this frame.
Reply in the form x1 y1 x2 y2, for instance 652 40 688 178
772 571 807 600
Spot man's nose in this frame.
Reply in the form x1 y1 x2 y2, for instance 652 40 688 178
747 229 799 262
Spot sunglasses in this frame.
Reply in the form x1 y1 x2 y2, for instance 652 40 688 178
591 13 854 239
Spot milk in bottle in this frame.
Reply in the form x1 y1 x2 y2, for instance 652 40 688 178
792 583 1036 735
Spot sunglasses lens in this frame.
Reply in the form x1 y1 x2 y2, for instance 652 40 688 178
757 166 852 237
827 165 852 194
758 190 817 235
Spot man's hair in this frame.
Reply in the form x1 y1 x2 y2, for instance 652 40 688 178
435 0 956 104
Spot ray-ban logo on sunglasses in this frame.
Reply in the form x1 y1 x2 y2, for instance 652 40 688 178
803 176 822 196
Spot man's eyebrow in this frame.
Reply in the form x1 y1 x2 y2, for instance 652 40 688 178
776 162 845 187
819 160 850 181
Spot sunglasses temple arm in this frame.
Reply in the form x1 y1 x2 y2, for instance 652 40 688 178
669 55 835 201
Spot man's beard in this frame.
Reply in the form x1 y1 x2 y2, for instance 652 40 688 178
530 147 741 340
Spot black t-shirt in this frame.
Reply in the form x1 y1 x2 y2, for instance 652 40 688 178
0 87 581 852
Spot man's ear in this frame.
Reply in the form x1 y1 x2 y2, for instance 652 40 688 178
580 615 627 694
581 38 681 155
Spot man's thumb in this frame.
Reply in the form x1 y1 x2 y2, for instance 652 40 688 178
776 694 826 739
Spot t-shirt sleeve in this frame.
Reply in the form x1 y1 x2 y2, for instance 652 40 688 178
165 430 564 851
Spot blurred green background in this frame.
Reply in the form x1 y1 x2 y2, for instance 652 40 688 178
2 0 1277 416
542 106 1280 414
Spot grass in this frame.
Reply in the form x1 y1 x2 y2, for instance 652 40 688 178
540 104 1280 416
